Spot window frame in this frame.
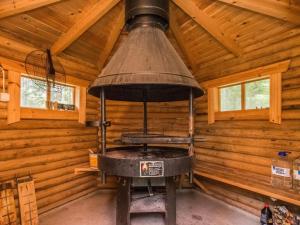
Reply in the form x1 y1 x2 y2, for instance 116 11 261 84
202 60 291 125
20 74 77 110
218 77 270 112
6 67 88 124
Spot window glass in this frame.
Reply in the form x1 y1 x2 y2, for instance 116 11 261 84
21 76 47 109
220 84 242 111
245 79 270 109
51 84 74 105
21 75 75 109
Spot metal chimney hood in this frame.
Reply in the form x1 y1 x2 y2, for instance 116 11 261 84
88 0 204 102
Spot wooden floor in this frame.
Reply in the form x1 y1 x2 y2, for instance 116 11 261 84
39 189 259 225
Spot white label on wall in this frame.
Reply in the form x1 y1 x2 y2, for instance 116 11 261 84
271 166 291 177
294 170 300 180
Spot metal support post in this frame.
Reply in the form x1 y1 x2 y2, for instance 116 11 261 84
101 88 107 184
188 89 194 184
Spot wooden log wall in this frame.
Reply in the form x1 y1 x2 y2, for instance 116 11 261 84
103 100 189 147
0 67 99 216
193 25 300 215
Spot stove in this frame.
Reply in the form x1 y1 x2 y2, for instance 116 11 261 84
88 1 204 224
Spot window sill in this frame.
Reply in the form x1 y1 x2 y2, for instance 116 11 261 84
21 108 79 120
215 109 269 121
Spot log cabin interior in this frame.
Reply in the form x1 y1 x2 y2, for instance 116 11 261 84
0 0 300 225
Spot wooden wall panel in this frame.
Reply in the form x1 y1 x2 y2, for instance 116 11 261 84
194 26 300 213
104 100 189 147
0 65 99 218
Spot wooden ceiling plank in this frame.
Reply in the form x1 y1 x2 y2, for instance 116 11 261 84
216 0 300 25
51 0 121 55
170 11 196 72
0 0 63 19
97 5 125 71
172 0 242 57
0 35 98 80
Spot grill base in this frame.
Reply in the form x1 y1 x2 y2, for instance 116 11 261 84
116 177 176 225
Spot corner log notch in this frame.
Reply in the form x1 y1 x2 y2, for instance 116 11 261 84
216 0 300 25
51 0 121 55
0 0 64 19
172 0 243 57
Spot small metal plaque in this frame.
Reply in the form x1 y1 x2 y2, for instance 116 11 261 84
140 161 164 177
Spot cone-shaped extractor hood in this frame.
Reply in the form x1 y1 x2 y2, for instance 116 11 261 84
88 0 204 102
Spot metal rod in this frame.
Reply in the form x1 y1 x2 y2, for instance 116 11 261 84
100 88 106 184
188 88 194 184
143 101 148 151
189 88 194 152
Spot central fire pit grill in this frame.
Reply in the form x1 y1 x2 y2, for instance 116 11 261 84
88 1 204 224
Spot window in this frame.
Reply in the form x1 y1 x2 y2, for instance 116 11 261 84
21 75 75 110
202 60 291 125
219 78 270 112
5 68 88 124
51 84 74 105
220 84 242 111
245 79 270 110
21 76 47 109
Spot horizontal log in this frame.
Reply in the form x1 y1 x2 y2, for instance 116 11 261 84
195 148 272 166
282 88 300 99
34 163 89 184
0 149 90 172
0 134 96 151
0 119 86 129
195 119 300 130
195 154 270 176
35 171 90 191
0 141 96 161
195 161 270 185
0 109 7 118
21 108 79 120
37 180 97 209
0 156 89 183
36 175 95 199
195 135 300 153
0 102 7 109
196 127 300 141
0 128 96 140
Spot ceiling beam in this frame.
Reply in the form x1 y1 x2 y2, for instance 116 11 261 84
97 6 125 71
172 0 242 57
216 0 300 25
0 0 63 19
51 0 121 55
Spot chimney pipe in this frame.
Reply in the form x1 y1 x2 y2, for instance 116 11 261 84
125 0 169 31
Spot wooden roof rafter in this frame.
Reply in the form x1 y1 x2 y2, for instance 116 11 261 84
216 0 300 25
172 0 243 57
51 0 121 55
97 5 125 71
0 0 64 19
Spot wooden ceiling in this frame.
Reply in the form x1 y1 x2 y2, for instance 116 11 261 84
0 0 299 81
